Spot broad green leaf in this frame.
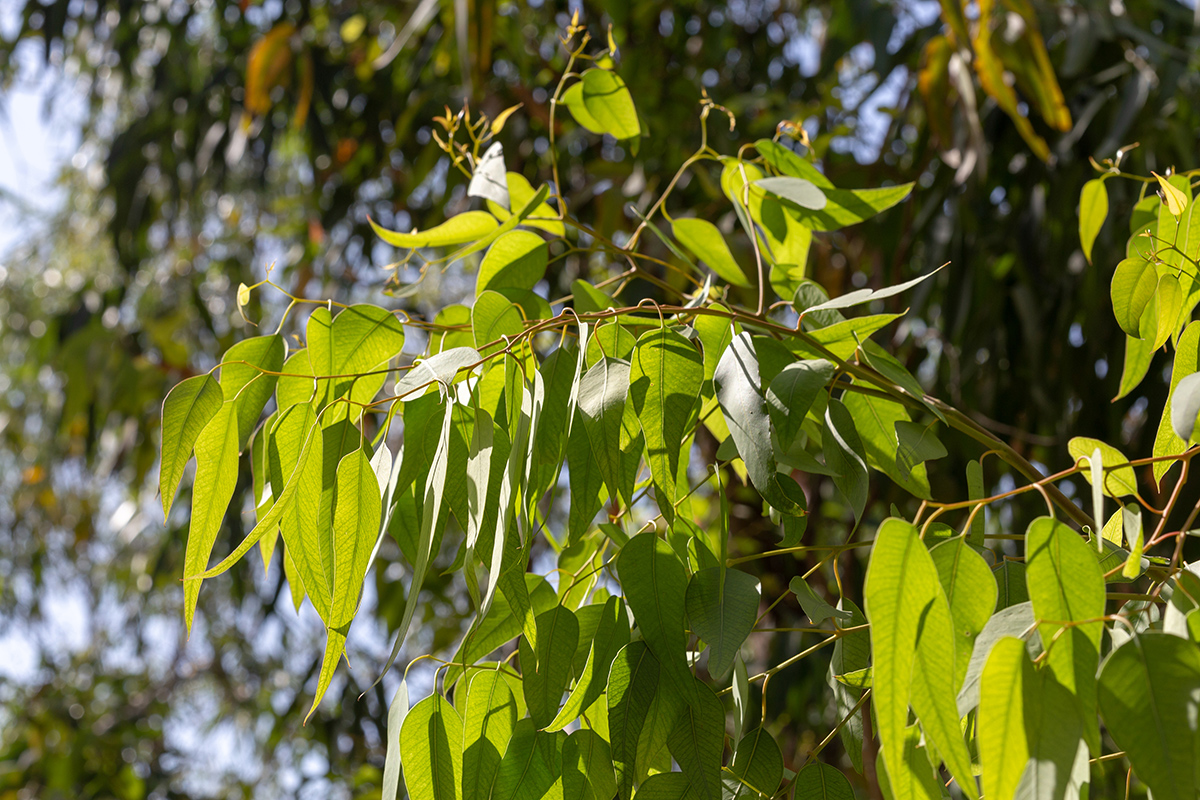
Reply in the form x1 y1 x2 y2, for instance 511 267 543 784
766 359 834 451
843 391 931 499
1098 633 1200 800
630 328 703 523
827 598 868 773
789 576 851 626
566 411 605 543
477 229 548 296
1152 273 1184 349
782 183 914 232
572 279 617 313
723 728 783 800
787 313 904 361
1123 504 1145 579
491 722 565 800
978 637 1029 800
636 772 696 800
754 176 827 210
578 357 631 505
307 304 405 411
619 532 692 697
275 348 315 409
929 537 997 691
550 595 631 731
823 398 869 524
430 305 475 353
329 446 381 627
575 68 640 140
473 290 525 356
462 669 518 800
1154 322 1200 484
1018 665 1085 800
1079 178 1108 264
1025 517 1104 753
792 762 854 800
562 729 617 800
714 334 807 515
863 518 941 800
520 605 580 728
666 678 725 800
400 694 464 800
721 160 812 270
184 402 240 634
1110 258 1157 337
219 334 285 448
894 421 947 481
635 675 684 784
754 138 833 188
801 266 942 316
446 574 557 688
608 641 661 800
586 322 637 367
382 680 410 800
672 218 751 288
1116 331 1156 403
956 602 1040 716
685 567 760 681
160 374 223 520
371 210 499 249
694 306 734 383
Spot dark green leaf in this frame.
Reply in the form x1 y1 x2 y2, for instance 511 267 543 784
608 641 661 800
686 567 760 681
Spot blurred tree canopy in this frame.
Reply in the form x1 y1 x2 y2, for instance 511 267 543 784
1 0 1198 797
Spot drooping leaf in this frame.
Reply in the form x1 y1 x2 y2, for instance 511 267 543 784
371 210 499 249
1025 517 1105 753
329 446 382 627
400 694 464 800
789 576 851 626
693 306 734 383
184 402 240 634
956 602 1041 717
160 373 224 520
823 398 869 524
550 595 631 731
792 762 854 800
395 347 481 398
977 637 1030 800
575 68 640 141
1097 632 1200 800
219 333 285 448
754 138 833 188
562 729 617 800
781 183 914 232
1079 178 1109 264
487 172 565 237
826 598 869 773
842 391 931 499
1018 664 1085 800
618 532 692 698
1154 322 1200 484
685 567 760 681
636 772 696 800
929 537 997 691
477 229 548 296
473 290 525 356
307 304 405 412
382 680 410 800
754 176 827 210
462 669 519 800
766 359 834 451
666 678 725 800
519 605 580 728
490 719 565 800
723 728 783 800
578 357 632 506
608 641 661 800
894 421 947 481
630 328 704 523
672 217 751 288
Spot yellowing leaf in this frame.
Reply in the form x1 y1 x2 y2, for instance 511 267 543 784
1155 172 1189 217
371 210 499 249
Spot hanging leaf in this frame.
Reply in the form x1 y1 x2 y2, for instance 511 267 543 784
685 567 760 681
371 210 500 249
1079 178 1109 264
400 694 464 800
789 576 851 626
1154 172 1190 217
843 391 931 499
160 374 224 520
577 357 631 505
562 729 617 800
549 595 630 731
671 218 751 288
894 421 947 481
608 641 661 800
1098 632 1200 800
307 304 405 411
183 403 240 634
630 328 703 523
477 230 548 296
519 605 580 728
977 637 1030 800
571 68 641 141
329 446 382 627
792 762 854 800
618 532 692 698
666 678 725 800
754 176 827 210
382 681 410 800
766 359 834 451
1153 322 1200 484
462 669 519 800
929 537 997 692
724 728 783 800
781 183 914 232
956 602 1040 716
473 290 525 356
823 398 869 525
755 138 833 188
827 599 869 773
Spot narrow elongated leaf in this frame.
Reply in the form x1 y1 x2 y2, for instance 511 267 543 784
382 681 410 800
802 266 942 316
520 605 580 728
666 678 725 800
1025 517 1104 752
1019 665 1084 800
956 602 1040 716
578 357 631 506
608 641 661 800
446 574 557 689
562 729 617 800
672 217 751 287
371 210 499 249
714 334 806 515
788 313 903 361
549 595 630 731
1154 322 1200 484
755 139 834 188
930 537 997 691
220 333 285 447
307 625 347 721
790 576 851 626
618 532 692 697
1079 178 1108 264
823 398 868 524
329 446 382 627
401 694 465 800
462 669 519 800
863 518 940 800
184 402 240 633
307 304 405 410
792 762 854 800
783 183 913 232
724 728 783 800
978 637 1029 800
160 374 223 520
631 328 703 523
1098 632 1200 800
685 567 760 681
827 599 868 773
1111 262 1156 340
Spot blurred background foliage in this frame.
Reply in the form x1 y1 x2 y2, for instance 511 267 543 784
0 0 1197 797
